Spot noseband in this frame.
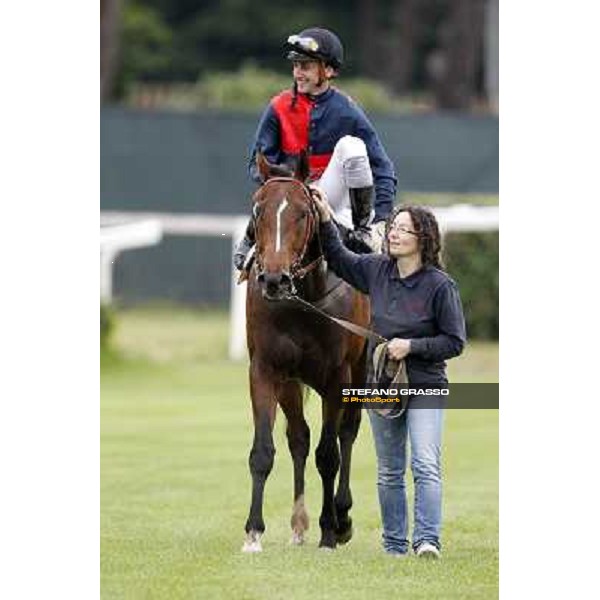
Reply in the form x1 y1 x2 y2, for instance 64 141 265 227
253 177 324 285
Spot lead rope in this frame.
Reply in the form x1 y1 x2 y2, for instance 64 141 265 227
372 341 409 419
289 296 409 419
286 293 387 345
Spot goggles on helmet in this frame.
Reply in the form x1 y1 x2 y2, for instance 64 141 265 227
287 34 320 54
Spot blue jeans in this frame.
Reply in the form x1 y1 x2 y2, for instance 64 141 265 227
368 408 444 554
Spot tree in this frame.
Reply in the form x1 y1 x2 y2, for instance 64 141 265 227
387 0 419 94
485 0 499 111
427 0 485 110
101 0 124 101
357 0 380 78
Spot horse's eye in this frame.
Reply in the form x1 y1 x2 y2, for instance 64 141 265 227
297 211 308 222
253 205 261 219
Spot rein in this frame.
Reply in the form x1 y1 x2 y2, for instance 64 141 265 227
287 293 387 344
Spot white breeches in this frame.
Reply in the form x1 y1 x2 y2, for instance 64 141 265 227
313 135 374 229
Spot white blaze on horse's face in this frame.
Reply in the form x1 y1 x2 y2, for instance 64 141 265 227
275 196 289 252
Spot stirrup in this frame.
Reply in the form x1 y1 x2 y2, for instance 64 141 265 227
236 248 255 284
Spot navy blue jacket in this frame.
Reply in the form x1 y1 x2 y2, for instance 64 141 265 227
248 87 397 223
321 221 466 384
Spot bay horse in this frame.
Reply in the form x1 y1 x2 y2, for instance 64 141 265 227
242 152 370 552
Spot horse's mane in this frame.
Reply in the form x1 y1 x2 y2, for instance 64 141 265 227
264 163 294 179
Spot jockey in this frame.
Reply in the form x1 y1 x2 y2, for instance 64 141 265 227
234 26 398 271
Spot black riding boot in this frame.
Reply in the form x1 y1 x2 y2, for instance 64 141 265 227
347 186 375 254
233 218 256 271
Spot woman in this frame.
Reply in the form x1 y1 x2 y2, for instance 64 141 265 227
312 191 466 559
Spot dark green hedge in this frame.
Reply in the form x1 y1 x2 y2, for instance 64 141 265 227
444 231 498 340
101 303 116 348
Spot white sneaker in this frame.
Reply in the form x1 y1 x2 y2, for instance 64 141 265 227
415 542 440 559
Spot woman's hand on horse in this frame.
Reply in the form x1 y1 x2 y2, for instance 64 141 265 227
387 338 411 360
310 186 332 222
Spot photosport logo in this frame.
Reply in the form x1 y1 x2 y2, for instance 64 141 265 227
336 384 499 409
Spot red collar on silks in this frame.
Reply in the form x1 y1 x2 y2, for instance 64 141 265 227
372 342 409 419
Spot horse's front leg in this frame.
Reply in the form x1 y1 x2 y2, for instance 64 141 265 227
279 381 310 545
243 358 278 553
315 386 343 549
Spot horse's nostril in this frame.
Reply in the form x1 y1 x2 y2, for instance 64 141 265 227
265 273 280 285
258 271 293 298
280 273 292 289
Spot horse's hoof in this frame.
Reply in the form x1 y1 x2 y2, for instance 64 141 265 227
335 525 353 545
290 530 305 546
318 531 337 550
318 545 336 552
335 518 353 545
242 531 263 553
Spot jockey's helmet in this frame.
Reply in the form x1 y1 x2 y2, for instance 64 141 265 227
285 27 344 70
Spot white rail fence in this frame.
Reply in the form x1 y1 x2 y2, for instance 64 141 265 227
100 205 498 360
100 219 163 302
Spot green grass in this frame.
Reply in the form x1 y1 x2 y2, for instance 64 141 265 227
102 308 498 599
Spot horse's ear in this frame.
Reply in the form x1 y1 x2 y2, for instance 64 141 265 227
256 151 272 182
295 150 310 182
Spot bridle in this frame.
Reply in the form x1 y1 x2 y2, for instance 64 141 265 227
252 176 387 345
252 177 324 287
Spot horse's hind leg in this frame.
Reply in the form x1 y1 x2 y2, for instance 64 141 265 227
243 359 278 553
279 381 310 545
335 406 361 545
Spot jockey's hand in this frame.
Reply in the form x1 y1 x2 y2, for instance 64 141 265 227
310 186 332 222
387 338 411 360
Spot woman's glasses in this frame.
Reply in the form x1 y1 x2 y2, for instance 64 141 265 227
388 224 419 236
